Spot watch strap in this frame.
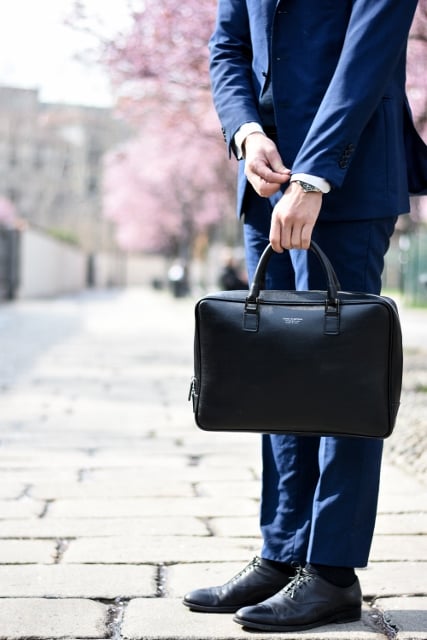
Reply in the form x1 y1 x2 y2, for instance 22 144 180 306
292 179 322 193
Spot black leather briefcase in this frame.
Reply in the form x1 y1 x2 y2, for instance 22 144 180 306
189 242 403 438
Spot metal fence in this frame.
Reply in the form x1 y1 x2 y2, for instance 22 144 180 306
400 230 427 306
0 228 20 300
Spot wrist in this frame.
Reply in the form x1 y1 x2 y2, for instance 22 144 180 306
234 122 265 159
242 131 267 158
242 131 267 157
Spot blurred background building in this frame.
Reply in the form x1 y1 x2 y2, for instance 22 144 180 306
0 85 128 252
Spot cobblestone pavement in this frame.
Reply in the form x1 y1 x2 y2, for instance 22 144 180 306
0 288 425 640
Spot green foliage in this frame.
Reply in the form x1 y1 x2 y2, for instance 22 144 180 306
47 227 80 246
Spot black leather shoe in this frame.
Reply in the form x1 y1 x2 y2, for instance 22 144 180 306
183 557 292 613
233 566 362 631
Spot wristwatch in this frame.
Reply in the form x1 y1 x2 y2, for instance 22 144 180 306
292 180 322 193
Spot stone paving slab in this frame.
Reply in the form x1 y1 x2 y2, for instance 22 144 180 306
0 516 209 538
0 539 57 564
209 517 260 538
0 564 156 598
358 563 427 599
0 499 43 518
48 496 259 519
377 493 427 513
374 596 427 639
121 598 384 640
63 536 262 564
196 481 260 499
0 469 81 483
0 409 179 434
0 451 197 469
374 513 427 535
378 464 426 491
31 479 197 499
0 482 27 498
0 455 104 469
369 535 427 561
90 466 258 482
200 452 261 469
0 598 108 639
84 451 262 469
4 435 198 452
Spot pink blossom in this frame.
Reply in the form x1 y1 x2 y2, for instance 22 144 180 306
0 197 18 228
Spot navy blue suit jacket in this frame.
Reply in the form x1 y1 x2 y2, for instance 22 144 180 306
209 0 427 221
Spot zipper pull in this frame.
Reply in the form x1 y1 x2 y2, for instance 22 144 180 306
188 376 198 410
188 376 195 401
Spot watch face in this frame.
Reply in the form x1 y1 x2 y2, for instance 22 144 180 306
296 180 320 192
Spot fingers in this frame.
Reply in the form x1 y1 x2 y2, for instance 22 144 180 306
244 133 290 197
269 214 284 253
251 175 284 198
245 160 290 197
285 222 313 250
248 151 288 180
270 216 313 251
300 224 313 250
269 184 322 252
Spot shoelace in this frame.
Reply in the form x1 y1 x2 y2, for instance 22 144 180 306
282 566 314 599
229 556 261 584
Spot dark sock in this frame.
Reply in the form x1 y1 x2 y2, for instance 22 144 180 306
260 557 295 576
307 563 356 588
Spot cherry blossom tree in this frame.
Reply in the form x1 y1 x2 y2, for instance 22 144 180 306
407 0 427 222
69 0 215 94
407 0 427 139
70 0 237 257
103 104 233 256
0 197 19 228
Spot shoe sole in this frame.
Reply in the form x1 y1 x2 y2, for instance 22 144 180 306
233 607 362 631
183 600 240 613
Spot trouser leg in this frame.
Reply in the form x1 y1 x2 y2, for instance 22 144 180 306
305 217 397 567
306 436 383 567
260 433 320 564
243 190 320 565
243 187 397 567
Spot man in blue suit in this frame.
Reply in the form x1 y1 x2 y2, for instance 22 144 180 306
184 0 427 632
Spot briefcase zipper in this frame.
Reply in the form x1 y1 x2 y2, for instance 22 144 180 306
188 376 199 411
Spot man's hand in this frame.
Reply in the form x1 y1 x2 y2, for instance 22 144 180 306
269 181 322 251
244 133 291 197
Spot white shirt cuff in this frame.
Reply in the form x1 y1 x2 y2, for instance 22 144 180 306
291 173 331 194
234 122 265 159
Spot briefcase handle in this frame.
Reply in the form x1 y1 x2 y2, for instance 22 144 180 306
247 241 341 308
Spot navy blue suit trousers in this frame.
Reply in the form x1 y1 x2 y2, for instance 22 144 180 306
243 188 397 567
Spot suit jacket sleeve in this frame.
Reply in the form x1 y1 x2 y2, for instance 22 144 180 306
291 0 418 188
209 0 264 156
